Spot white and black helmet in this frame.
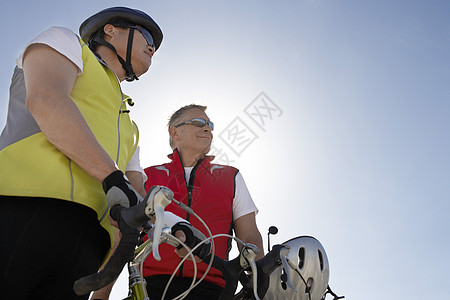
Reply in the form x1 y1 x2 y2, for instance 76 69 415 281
79 7 163 81
265 236 330 300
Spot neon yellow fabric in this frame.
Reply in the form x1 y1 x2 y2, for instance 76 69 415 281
0 39 139 254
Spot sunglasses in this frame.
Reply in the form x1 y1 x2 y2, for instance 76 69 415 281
175 118 214 131
129 26 155 50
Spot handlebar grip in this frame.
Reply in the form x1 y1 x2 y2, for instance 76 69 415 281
202 254 244 300
109 204 122 222
254 244 285 298
234 244 285 300
256 244 283 275
254 269 269 299
73 206 139 295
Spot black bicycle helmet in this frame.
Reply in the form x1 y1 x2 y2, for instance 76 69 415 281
79 6 163 50
79 7 163 81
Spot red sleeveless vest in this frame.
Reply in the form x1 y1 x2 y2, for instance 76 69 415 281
143 149 238 287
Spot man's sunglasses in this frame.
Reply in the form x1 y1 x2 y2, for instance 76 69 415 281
175 118 214 131
129 26 155 50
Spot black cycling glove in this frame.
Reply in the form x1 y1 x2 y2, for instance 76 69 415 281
102 170 142 208
171 222 211 260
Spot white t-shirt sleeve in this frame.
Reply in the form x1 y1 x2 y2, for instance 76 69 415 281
126 146 148 182
233 171 258 221
16 26 83 75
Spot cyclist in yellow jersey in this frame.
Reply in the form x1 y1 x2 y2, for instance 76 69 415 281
0 7 162 300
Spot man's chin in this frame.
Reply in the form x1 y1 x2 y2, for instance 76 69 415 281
202 145 211 155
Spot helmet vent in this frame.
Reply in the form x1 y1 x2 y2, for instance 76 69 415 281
280 269 288 290
306 277 314 293
318 249 324 271
298 247 305 270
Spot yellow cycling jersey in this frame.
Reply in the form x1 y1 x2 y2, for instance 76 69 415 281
0 36 138 252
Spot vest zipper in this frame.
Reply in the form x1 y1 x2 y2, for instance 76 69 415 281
185 157 204 220
178 156 205 277
97 57 124 166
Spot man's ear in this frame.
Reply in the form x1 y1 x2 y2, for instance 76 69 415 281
103 24 116 39
169 126 180 145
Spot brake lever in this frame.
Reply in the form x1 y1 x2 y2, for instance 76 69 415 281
128 226 178 300
279 245 297 291
142 186 174 261
147 225 181 248
239 244 261 300
132 226 174 266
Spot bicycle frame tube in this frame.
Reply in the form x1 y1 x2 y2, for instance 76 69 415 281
124 241 151 300
124 265 148 300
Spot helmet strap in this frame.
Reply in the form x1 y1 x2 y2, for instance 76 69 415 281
90 29 139 82
123 27 138 81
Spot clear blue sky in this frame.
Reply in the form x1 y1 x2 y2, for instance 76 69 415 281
1 1 449 299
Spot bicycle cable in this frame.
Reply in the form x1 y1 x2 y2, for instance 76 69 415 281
163 233 248 300
286 259 312 300
160 234 199 300
161 200 216 300
135 197 253 300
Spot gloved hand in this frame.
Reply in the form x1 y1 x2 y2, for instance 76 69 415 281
102 170 143 208
171 221 211 260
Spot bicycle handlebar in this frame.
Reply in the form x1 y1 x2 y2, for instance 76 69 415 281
73 185 173 296
172 221 296 300
248 245 295 298
215 244 297 300
198 243 295 300
133 230 344 300
73 205 139 295
201 245 256 300
73 184 309 299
